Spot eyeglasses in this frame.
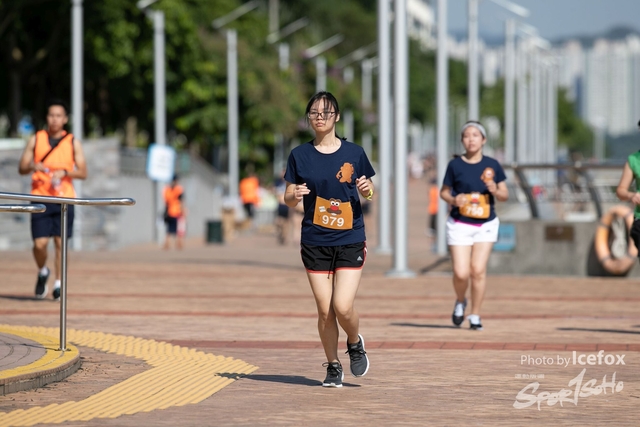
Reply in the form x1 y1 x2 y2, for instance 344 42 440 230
308 111 336 119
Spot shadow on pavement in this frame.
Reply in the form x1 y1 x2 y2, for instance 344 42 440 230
244 374 360 388
557 327 640 335
391 322 459 329
419 257 451 275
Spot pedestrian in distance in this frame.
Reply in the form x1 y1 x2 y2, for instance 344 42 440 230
615 120 640 257
18 99 88 300
284 91 375 388
163 174 185 250
439 121 509 330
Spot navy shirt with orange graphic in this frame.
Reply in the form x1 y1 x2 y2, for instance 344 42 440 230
285 139 375 246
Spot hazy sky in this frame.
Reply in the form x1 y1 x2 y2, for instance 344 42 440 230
445 0 640 41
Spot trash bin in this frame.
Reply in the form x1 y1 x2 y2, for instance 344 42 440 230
206 220 223 244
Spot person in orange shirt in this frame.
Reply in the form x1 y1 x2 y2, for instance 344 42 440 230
18 99 88 300
427 177 439 237
163 174 184 250
239 167 260 222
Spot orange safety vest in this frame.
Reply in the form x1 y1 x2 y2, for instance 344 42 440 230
164 184 184 218
428 185 439 215
31 130 76 197
239 176 260 204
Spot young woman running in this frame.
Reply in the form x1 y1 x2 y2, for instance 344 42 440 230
440 121 509 330
284 91 375 387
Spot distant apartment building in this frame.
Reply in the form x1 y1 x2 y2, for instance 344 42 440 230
481 34 640 137
408 0 435 48
581 36 640 136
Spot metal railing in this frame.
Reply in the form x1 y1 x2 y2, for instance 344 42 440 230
503 163 624 220
0 204 46 213
0 192 135 351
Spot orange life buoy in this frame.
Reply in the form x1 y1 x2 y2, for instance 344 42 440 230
593 205 638 275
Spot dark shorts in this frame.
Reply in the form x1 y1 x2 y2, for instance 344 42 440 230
277 203 289 219
300 242 367 274
31 202 74 239
630 219 640 257
243 203 255 219
166 216 178 234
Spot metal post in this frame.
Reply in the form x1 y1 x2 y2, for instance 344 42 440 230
376 0 392 254
388 0 414 277
71 0 83 251
468 0 479 120
268 0 279 34
59 204 69 351
316 56 327 92
278 42 289 71
228 29 239 199
504 19 515 163
436 0 449 256
152 10 166 244
516 39 528 163
154 10 166 147
344 110 354 141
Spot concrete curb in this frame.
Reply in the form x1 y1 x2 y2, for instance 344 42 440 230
0 327 81 396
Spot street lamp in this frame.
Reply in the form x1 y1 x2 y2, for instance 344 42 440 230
376 0 392 255
266 16 310 175
138 0 166 243
387 0 414 278
71 0 83 250
212 0 260 200
303 34 344 92
436 0 449 256
468 0 529 157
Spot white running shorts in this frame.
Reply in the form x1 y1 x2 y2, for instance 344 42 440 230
446 216 500 246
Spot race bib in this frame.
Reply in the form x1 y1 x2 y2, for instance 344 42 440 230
459 192 490 219
313 196 353 230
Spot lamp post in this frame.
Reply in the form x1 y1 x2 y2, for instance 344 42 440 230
304 34 344 92
436 0 449 256
138 0 166 243
71 0 83 250
212 0 260 200
387 0 414 278
469 0 529 162
376 0 392 255
468 0 479 121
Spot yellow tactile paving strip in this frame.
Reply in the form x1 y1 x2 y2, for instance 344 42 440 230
0 327 78 382
0 326 258 427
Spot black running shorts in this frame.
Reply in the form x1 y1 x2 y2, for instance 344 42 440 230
31 202 74 239
300 242 366 274
630 219 640 258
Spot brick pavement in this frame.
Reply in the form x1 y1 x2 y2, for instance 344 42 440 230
0 178 639 426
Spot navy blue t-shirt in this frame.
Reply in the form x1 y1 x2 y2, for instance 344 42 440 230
284 140 376 246
442 155 506 224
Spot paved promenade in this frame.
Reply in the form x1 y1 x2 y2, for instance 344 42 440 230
1 178 640 426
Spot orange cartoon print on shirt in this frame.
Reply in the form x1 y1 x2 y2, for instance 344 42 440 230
336 163 355 183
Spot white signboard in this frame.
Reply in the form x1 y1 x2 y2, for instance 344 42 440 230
146 144 176 182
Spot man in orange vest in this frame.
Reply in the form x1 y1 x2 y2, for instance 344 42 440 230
18 99 88 300
239 167 260 223
163 174 184 250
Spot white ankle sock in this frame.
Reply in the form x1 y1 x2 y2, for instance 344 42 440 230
468 314 480 324
39 266 49 275
54 280 61 289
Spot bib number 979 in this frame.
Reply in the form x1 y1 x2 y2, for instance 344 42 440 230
322 215 344 227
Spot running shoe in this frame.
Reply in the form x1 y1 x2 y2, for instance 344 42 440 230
345 334 369 377
452 298 467 326
35 268 49 299
322 362 344 388
53 285 61 301
468 314 483 331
